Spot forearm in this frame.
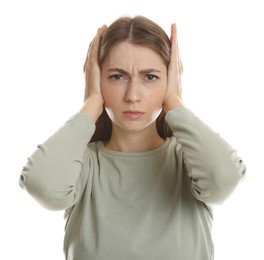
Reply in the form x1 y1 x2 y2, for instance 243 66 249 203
166 108 246 204
19 113 95 210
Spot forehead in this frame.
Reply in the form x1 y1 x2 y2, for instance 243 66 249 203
102 41 166 69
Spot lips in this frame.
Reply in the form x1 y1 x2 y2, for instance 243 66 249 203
122 110 145 119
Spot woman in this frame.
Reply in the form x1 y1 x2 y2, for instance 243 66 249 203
20 16 246 259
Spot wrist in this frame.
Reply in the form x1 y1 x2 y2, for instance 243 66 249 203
163 96 185 113
79 95 104 123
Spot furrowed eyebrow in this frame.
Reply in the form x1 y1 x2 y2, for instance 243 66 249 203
107 68 129 75
107 68 161 75
139 68 161 74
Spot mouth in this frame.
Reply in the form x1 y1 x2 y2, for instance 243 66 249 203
122 110 145 119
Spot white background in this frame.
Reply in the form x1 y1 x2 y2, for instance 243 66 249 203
1 0 263 259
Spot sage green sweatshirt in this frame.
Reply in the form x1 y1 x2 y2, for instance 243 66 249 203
20 108 246 260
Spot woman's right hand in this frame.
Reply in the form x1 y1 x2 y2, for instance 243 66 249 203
80 25 107 123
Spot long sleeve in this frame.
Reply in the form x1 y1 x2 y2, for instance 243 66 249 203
165 108 246 205
19 113 95 210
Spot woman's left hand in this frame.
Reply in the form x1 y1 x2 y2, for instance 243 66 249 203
163 23 185 112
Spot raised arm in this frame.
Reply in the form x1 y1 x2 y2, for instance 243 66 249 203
164 23 246 204
166 108 246 204
19 114 95 210
19 26 107 210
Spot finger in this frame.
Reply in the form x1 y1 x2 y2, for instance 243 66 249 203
83 40 94 72
170 23 177 47
170 23 183 74
98 24 107 36
90 25 107 59
83 25 107 72
170 23 177 62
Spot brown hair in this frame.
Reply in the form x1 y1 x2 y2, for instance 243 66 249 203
89 15 173 142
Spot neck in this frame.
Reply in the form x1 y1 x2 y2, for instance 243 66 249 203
104 123 165 153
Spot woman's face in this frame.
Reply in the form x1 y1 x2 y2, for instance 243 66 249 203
101 41 167 134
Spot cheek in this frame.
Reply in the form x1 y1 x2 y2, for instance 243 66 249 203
101 86 108 102
153 86 166 104
101 85 119 108
146 94 164 114
101 81 111 103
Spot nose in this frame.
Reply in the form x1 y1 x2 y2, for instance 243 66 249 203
124 79 141 103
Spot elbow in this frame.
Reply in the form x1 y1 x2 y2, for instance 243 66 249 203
19 171 77 211
215 154 246 203
196 159 246 205
29 183 78 211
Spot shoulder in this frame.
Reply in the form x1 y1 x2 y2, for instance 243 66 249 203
86 141 102 157
160 136 184 165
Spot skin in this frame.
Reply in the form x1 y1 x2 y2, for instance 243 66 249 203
80 23 184 152
100 41 167 152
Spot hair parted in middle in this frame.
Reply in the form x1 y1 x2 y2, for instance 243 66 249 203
87 15 173 143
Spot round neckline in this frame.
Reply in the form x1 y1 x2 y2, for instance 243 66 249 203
97 138 171 157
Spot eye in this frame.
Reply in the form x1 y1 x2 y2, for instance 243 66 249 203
109 74 125 80
145 74 159 81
